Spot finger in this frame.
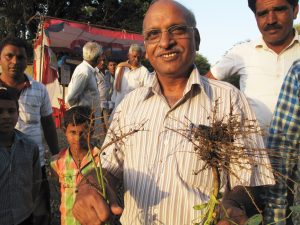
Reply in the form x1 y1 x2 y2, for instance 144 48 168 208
105 182 123 215
73 184 111 224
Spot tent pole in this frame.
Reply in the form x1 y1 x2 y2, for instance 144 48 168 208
39 17 45 82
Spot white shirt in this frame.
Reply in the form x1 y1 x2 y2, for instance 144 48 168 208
111 64 150 108
210 32 300 132
66 60 100 111
101 67 274 225
15 75 53 166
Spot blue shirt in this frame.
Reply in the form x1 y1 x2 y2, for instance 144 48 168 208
264 60 300 224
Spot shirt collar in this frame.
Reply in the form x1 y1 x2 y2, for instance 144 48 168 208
254 29 299 50
143 65 204 101
65 146 100 169
0 74 31 90
83 60 97 72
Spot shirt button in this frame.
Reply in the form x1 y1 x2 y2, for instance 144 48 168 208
164 139 169 145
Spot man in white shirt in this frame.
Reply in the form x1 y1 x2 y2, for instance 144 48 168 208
111 44 150 108
206 0 300 135
66 42 103 111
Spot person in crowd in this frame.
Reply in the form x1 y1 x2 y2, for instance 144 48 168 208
72 1 274 224
206 0 299 136
263 60 300 224
0 36 59 225
51 106 99 225
0 87 41 225
97 57 117 130
66 41 103 136
111 44 150 108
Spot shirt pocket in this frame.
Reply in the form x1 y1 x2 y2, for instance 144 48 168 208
19 101 40 124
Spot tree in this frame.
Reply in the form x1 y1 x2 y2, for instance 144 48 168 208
194 53 210 75
294 23 300 34
0 0 153 41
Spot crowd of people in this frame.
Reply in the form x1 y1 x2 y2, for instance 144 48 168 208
0 0 300 225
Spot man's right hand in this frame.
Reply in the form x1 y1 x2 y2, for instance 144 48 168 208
72 181 123 225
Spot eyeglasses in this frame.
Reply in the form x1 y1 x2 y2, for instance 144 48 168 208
143 24 195 44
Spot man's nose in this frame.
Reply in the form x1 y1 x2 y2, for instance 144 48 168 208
158 31 175 49
267 11 277 24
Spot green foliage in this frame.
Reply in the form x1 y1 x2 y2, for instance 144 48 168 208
290 204 300 213
194 53 210 75
222 74 240 89
193 203 208 211
294 23 300 34
0 0 152 42
244 214 262 225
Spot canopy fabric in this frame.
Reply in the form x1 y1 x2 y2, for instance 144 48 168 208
33 17 144 107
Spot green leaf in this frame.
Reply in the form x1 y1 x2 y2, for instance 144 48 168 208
193 203 208 211
245 214 262 225
290 205 300 213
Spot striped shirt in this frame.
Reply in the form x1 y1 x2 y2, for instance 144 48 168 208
51 147 100 225
264 60 300 225
0 75 53 166
101 67 274 225
0 130 41 225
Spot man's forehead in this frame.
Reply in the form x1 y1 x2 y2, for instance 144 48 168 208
1 44 27 55
143 1 189 30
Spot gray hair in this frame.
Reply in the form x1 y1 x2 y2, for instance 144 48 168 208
82 42 103 62
128 44 143 54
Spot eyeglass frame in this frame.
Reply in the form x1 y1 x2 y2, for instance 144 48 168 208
143 24 196 44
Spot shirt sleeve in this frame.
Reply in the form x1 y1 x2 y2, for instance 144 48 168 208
40 83 53 117
264 61 300 224
210 44 243 80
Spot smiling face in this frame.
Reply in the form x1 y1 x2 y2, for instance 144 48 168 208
0 44 27 80
255 0 298 51
0 99 18 134
143 0 200 79
128 50 142 67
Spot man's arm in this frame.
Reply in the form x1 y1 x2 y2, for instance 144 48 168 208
205 71 218 80
41 114 59 155
217 186 267 225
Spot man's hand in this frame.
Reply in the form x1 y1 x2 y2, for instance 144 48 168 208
217 206 248 225
73 181 123 225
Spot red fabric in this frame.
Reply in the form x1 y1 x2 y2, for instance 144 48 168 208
42 46 58 84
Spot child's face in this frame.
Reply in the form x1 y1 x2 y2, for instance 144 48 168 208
0 99 18 133
65 122 89 150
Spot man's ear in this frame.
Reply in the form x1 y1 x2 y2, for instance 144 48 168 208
293 4 299 19
194 28 201 51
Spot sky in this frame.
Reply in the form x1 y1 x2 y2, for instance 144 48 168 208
176 1 300 65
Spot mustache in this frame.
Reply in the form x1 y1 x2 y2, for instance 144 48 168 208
155 47 181 57
264 24 282 31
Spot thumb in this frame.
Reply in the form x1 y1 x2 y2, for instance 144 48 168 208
111 203 123 215
106 182 123 216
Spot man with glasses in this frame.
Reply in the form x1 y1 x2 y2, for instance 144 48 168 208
72 1 274 224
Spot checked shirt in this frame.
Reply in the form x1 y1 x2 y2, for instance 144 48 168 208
51 147 99 225
264 60 300 225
